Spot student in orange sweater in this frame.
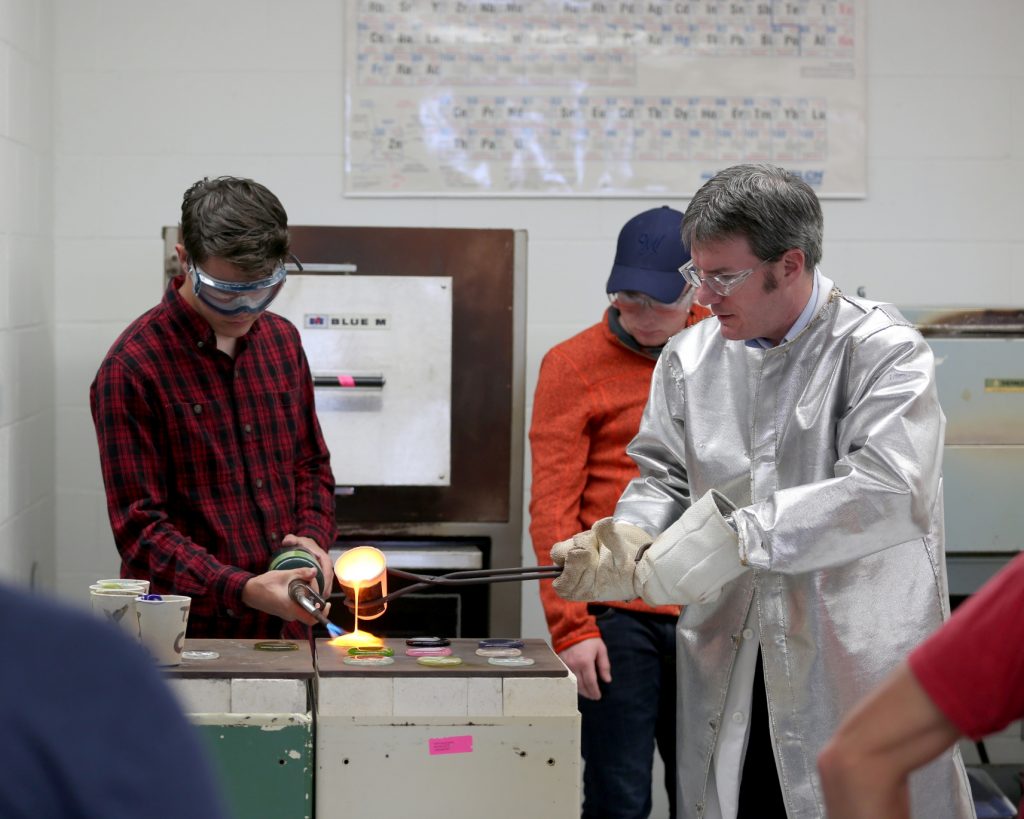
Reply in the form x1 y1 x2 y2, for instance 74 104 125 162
530 206 710 819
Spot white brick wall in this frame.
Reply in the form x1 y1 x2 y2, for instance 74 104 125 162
0 0 53 588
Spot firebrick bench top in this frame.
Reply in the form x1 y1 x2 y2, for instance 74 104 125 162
316 637 567 678
161 637 567 680
164 638 316 680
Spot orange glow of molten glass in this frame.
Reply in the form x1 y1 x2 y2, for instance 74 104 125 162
334 546 386 588
330 546 388 649
327 630 383 648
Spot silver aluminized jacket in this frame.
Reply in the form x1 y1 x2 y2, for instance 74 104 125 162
615 286 974 819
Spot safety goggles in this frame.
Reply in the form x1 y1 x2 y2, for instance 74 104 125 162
608 286 692 313
678 258 772 297
189 258 297 316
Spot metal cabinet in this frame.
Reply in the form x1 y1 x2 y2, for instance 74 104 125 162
315 638 581 818
901 307 1024 595
164 638 316 819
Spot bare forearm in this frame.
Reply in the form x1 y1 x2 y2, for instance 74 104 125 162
818 662 961 819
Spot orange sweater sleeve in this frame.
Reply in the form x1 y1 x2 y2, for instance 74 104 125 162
529 310 708 653
529 343 602 653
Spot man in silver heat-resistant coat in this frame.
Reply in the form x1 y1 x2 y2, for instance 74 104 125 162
550 164 974 819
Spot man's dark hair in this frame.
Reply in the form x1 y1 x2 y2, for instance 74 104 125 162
681 164 823 271
180 176 289 277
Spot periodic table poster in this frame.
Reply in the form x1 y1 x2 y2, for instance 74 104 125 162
344 1 866 197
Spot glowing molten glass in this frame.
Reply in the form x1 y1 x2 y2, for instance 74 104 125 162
331 545 388 648
327 630 383 648
334 546 386 587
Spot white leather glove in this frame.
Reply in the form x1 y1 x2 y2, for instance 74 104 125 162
551 518 653 602
635 489 747 606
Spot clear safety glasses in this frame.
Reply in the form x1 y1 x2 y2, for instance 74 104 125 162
189 257 298 316
607 286 691 313
678 258 772 297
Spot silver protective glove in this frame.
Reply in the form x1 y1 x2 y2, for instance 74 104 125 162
635 489 747 606
551 518 653 602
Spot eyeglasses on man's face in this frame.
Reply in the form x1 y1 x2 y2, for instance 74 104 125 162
678 258 773 297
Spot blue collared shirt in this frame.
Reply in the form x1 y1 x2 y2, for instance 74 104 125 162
746 267 827 349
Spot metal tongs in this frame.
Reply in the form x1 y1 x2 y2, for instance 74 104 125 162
341 565 562 614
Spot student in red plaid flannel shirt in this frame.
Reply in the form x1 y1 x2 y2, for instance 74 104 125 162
91 176 336 639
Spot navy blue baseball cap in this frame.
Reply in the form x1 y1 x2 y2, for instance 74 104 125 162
606 205 691 303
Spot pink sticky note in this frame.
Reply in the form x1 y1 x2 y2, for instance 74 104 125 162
428 734 473 755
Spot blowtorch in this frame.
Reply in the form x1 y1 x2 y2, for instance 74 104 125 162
269 548 345 638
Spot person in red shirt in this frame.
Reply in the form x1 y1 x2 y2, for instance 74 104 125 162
90 176 335 639
530 206 710 818
818 550 1024 818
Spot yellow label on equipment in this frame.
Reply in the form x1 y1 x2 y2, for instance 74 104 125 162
984 378 1024 393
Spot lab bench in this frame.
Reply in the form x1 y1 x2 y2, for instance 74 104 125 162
164 637 580 819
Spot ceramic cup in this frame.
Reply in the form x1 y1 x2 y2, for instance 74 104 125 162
92 578 150 594
90 587 143 638
135 594 191 666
